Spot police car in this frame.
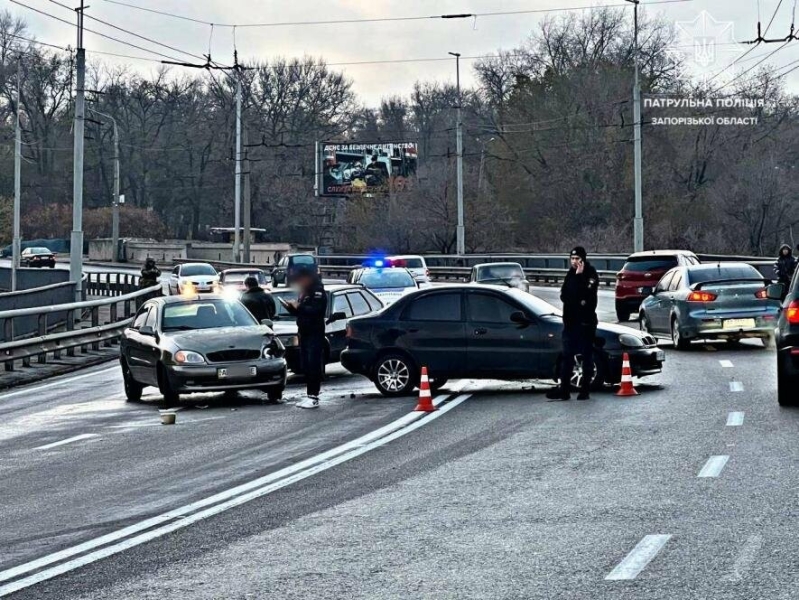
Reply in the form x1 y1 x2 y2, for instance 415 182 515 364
347 260 419 306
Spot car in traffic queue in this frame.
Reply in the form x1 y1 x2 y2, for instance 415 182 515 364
469 262 530 293
386 255 431 285
346 266 419 306
119 294 288 403
341 285 664 397
773 273 799 406
271 253 318 288
615 250 700 321
167 263 221 296
638 262 781 349
20 246 56 268
219 268 269 299
270 285 384 373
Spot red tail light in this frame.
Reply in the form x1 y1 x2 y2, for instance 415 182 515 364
787 300 799 324
687 291 717 302
616 272 624 281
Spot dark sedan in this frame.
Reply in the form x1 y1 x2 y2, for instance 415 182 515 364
20 247 56 268
341 285 664 396
120 295 287 403
773 276 799 406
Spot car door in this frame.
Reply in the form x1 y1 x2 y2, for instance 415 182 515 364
327 292 354 361
398 291 466 377
465 290 543 376
126 305 160 384
648 269 677 333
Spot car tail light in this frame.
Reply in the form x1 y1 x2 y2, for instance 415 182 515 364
787 300 799 324
616 272 624 281
687 291 717 302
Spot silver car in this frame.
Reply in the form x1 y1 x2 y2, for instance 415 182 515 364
639 262 781 349
469 262 530 293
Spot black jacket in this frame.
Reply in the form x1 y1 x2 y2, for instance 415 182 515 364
286 277 328 336
560 261 599 328
240 287 276 323
775 245 797 284
139 265 161 288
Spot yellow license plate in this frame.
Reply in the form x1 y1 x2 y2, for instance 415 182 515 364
723 318 756 330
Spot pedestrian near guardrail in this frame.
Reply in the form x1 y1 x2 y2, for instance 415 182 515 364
775 245 796 300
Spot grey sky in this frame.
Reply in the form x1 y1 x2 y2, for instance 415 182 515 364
9 0 799 104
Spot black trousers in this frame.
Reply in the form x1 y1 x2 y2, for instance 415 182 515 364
299 334 325 397
559 324 595 392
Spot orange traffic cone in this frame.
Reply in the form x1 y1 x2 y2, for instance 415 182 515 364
414 366 436 412
616 353 639 397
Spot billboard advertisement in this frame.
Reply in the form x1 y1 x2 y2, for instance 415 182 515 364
317 141 418 197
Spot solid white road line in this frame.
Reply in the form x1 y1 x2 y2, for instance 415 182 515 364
729 381 744 392
726 412 745 427
698 455 730 478
723 534 763 583
0 394 469 596
605 534 672 581
0 366 117 401
33 434 99 451
719 360 734 368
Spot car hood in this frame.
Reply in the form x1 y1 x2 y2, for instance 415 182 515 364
163 325 273 351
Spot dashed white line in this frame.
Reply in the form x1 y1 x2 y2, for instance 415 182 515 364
723 534 763 582
605 534 672 581
726 412 745 427
33 434 99 451
698 455 729 478
719 360 734 368
729 381 744 392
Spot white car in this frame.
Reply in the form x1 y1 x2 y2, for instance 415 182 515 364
348 267 418 306
167 263 220 295
387 255 430 285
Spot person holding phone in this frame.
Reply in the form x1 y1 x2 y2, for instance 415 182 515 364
547 246 599 401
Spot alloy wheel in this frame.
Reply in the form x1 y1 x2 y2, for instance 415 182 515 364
377 358 411 393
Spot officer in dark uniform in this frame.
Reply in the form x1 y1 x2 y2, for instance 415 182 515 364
240 276 276 323
283 266 327 409
139 257 161 289
547 246 599 401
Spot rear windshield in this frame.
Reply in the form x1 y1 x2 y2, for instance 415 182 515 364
622 257 679 272
181 264 217 277
224 271 266 284
360 270 415 289
291 255 316 265
687 265 762 285
476 264 524 281
28 248 51 254
392 258 424 269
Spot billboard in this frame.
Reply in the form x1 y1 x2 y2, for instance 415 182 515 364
317 141 418 197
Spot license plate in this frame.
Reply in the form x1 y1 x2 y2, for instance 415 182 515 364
217 366 257 379
656 350 665 361
723 318 756 330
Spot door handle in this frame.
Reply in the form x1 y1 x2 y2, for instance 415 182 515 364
474 327 488 335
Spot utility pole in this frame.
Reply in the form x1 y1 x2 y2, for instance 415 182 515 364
12 56 22 292
70 0 86 301
450 51 465 256
89 108 120 262
242 127 251 263
233 51 242 263
627 0 644 252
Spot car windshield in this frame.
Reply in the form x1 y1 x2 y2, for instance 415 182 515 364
291 255 316 265
161 300 256 330
687 265 762 285
360 270 415 289
272 291 298 320
181 264 217 277
224 272 265 284
623 257 679 272
29 247 51 254
477 265 524 281
507 289 563 317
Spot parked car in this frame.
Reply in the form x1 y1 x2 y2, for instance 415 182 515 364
386 255 430 285
639 262 780 349
469 262 530 293
773 274 799 405
341 285 664 397
270 285 384 372
347 266 418 306
167 263 220 295
615 250 700 321
219 268 269 298
119 295 287 403
271 254 317 288
20 247 56 268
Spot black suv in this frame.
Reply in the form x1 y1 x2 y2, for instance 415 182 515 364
775 276 799 405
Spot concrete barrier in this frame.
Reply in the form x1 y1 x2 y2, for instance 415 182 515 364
0 267 70 292
0 280 76 342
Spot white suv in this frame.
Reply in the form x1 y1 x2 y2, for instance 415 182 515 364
387 255 430 285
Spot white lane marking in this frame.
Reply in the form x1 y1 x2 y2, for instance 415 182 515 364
605 534 672 581
0 394 467 595
719 360 734 368
698 455 729 478
0 366 117 401
729 381 744 392
33 434 99 451
723 534 763 582
726 412 745 427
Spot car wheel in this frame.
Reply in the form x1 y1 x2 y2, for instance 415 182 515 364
271 275 279 288
568 353 606 391
266 387 284 402
121 360 143 402
49 263 55 268
639 312 652 335
778 354 796 406
374 353 418 397
763 336 776 349
157 364 180 404
671 317 690 350
616 303 631 322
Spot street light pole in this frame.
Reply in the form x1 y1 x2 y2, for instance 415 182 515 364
12 55 22 292
70 0 86 301
450 51 465 256
627 0 644 252
89 108 120 262
233 53 242 263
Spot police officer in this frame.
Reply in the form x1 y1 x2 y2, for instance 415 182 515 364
547 246 599 401
240 276 276 323
139 257 161 289
282 266 327 409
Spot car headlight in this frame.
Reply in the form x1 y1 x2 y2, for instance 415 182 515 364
264 338 286 359
175 350 205 364
619 333 645 348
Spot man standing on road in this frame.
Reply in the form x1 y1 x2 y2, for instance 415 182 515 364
282 267 327 409
775 244 796 297
240 276 276 323
547 246 599 401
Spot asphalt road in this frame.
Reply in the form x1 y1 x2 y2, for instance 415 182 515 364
2 287 795 599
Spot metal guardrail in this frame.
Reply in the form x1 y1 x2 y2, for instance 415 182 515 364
0 283 161 372
85 271 142 297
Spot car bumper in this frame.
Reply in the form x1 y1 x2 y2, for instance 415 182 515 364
606 346 665 382
340 348 373 376
679 315 778 340
779 346 799 377
165 359 287 392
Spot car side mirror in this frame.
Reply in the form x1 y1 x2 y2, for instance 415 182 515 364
766 283 784 300
510 311 532 326
327 311 347 324
260 319 274 328
139 325 156 337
